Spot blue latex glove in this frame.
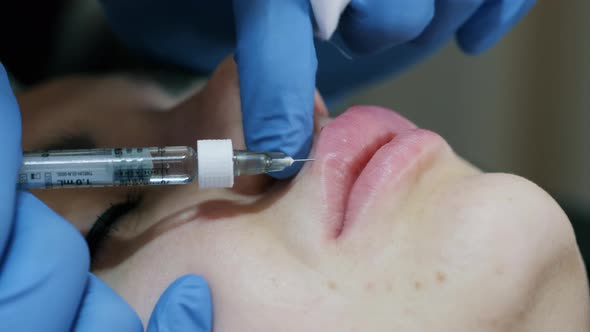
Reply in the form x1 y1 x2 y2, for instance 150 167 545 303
101 0 535 178
337 0 536 55
0 64 212 332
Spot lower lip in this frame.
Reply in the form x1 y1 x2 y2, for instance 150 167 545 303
311 106 447 239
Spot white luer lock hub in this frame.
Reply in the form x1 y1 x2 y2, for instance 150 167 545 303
197 139 234 188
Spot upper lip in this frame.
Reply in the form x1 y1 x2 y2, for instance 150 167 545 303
309 106 418 239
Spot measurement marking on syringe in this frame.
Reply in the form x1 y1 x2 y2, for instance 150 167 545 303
158 147 166 185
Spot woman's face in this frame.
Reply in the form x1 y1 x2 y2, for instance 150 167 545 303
20 59 588 331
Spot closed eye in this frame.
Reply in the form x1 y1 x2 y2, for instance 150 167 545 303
86 193 143 261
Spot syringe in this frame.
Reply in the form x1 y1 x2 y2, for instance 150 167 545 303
17 139 313 190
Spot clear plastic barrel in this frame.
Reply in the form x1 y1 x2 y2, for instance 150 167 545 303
18 147 197 189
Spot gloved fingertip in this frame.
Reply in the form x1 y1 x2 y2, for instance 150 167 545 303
456 29 497 55
457 0 537 55
147 275 212 332
0 64 22 239
340 0 435 55
0 63 15 97
0 62 7 78
0 61 20 124
248 127 313 180
73 274 143 332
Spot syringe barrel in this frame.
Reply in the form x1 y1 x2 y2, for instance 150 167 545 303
18 147 197 189
18 146 294 190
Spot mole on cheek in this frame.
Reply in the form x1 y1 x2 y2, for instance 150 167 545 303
385 282 393 292
414 281 423 290
436 271 447 283
326 280 338 290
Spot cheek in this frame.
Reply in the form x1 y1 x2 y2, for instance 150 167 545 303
94 217 331 329
336 153 472 252
404 173 550 277
400 178 504 268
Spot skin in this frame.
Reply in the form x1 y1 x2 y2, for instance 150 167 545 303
18 58 589 331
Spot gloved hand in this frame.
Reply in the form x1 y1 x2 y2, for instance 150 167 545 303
101 0 536 178
0 64 212 332
333 0 537 55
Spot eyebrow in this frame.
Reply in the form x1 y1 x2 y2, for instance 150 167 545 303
36 134 97 151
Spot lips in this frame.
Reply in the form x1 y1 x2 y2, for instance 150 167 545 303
311 106 446 239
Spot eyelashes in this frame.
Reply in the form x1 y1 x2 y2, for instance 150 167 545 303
86 192 143 261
